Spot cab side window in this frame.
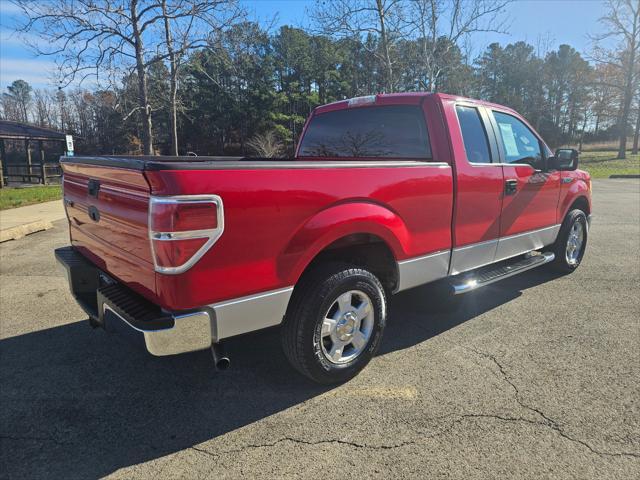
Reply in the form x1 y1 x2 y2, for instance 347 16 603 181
492 111 543 169
456 105 492 164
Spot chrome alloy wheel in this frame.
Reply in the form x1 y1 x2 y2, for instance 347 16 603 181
565 220 585 265
320 290 374 364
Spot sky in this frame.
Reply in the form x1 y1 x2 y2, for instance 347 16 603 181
0 0 611 91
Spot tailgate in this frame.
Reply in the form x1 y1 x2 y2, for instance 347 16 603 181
62 161 156 299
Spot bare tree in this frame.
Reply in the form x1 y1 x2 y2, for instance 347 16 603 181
589 63 623 135
159 0 242 155
56 89 70 132
591 0 640 159
246 131 285 158
161 0 180 156
407 0 511 92
33 89 56 127
632 92 640 154
0 94 22 122
69 89 95 140
15 0 207 155
311 0 408 92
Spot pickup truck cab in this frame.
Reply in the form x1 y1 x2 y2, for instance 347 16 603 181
56 93 592 384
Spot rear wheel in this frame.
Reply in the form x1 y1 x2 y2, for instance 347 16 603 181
281 264 387 384
549 209 588 273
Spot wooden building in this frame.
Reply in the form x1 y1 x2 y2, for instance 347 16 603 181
0 120 67 187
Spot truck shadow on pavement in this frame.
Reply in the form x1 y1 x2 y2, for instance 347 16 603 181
1 268 563 479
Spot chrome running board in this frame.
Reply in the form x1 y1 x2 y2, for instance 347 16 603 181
450 252 555 295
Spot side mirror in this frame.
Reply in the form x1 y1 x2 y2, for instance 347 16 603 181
549 148 579 171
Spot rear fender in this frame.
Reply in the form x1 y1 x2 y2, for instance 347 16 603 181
279 201 409 284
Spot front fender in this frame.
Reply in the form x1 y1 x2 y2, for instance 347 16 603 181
279 201 410 284
559 175 590 222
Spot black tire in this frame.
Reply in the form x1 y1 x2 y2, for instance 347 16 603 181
281 263 387 384
549 209 588 273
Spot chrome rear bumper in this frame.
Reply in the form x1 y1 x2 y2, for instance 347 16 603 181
56 246 213 356
102 305 213 356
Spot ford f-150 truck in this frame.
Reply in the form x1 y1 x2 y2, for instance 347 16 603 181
56 93 591 384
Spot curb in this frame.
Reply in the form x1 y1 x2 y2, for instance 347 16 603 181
0 220 54 243
609 174 640 179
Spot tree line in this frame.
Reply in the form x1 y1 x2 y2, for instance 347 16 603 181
1 0 639 158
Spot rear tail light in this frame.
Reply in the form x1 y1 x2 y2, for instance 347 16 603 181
149 195 224 274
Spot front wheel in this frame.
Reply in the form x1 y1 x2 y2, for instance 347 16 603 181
549 209 588 273
281 264 387 384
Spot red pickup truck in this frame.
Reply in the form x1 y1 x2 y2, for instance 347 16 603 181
56 93 591 384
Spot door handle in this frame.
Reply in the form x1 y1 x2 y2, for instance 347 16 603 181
505 179 518 195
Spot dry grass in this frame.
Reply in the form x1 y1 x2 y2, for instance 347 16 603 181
580 140 625 152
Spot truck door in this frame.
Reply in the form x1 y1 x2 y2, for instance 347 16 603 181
487 109 561 261
447 101 504 274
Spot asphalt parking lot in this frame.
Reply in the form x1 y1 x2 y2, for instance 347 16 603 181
1 179 638 479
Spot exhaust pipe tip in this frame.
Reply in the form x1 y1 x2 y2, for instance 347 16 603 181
211 343 230 371
215 357 231 371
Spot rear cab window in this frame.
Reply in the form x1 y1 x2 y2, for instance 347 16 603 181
298 105 431 159
455 105 492 164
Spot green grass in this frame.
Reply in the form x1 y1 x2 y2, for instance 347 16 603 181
0 185 62 210
578 151 639 179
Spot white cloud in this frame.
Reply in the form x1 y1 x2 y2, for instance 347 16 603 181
0 57 58 88
0 30 43 48
0 1 23 17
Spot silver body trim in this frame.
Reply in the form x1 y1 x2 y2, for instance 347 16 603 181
449 239 499 275
469 162 538 168
279 161 451 168
211 287 294 340
450 224 561 275
396 250 450 291
63 156 450 170
494 224 560 262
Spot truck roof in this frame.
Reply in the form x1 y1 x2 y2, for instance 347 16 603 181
314 92 518 116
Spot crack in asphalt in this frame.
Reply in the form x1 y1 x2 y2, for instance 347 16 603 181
188 347 639 462
190 437 418 459
461 346 640 460
189 410 640 462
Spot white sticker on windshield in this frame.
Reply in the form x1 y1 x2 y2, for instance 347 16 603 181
498 122 519 157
